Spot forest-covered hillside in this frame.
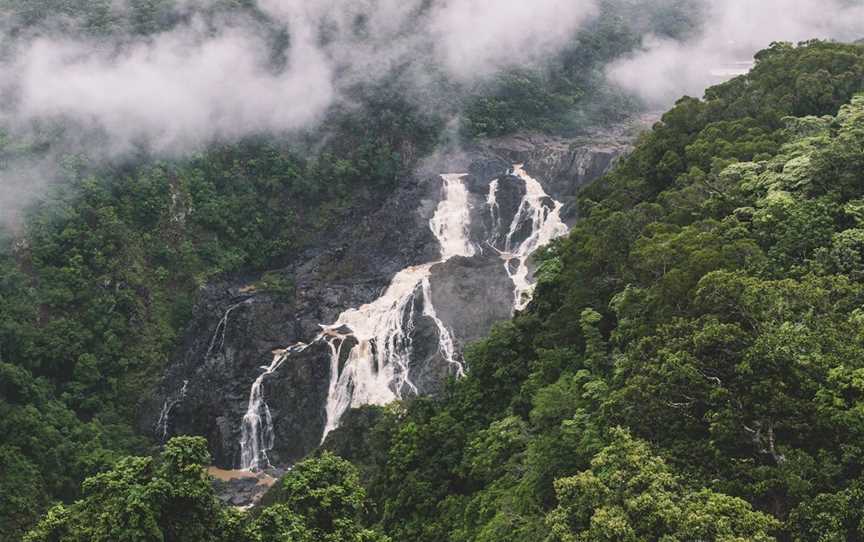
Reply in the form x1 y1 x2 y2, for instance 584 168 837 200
317 40 864 541
3 0 864 540
13 38 864 542
0 1 705 539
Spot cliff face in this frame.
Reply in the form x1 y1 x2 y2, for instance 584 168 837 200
140 121 642 471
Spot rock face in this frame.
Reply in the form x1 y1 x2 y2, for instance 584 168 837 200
141 175 442 468
477 117 656 219
141 120 645 472
428 254 513 345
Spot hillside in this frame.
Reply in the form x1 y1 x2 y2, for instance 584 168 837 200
319 40 864 541
0 1 699 538
3 1 864 541
10 38 864 542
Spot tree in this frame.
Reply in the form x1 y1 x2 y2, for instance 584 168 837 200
257 453 389 542
23 437 240 542
545 428 779 542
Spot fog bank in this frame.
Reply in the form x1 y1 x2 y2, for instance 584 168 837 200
607 0 864 107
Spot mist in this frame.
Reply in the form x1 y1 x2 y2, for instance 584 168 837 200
5 24 334 155
3 0 864 227
607 0 864 108
0 0 600 154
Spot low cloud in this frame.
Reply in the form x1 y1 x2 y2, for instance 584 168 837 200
607 0 864 108
1 0 601 155
3 21 334 155
0 0 601 225
427 0 598 80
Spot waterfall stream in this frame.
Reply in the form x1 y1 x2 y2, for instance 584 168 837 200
501 165 569 311
155 379 188 441
157 299 252 442
237 166 568 469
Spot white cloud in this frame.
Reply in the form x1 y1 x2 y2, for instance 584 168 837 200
427 0 598 80
4 21 334 154
607 0 864 108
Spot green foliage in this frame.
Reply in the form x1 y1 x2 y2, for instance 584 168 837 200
256 453 389 542
22 443 387 542
267 453 366 532
0 36 439 537
460 0 677 138
6 9 864 542
545 428 779 541
255 271 295 298
23 437 239 542
320 40 864 542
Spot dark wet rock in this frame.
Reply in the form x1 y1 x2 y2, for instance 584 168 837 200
140 174 444 468
476 117 658 221
428 254 513 345
141 120 652 472
465 158 511 193
463 172 526 254
406 298 452 396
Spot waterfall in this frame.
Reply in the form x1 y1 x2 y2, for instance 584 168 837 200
205 299 252 361
239 342 311 471
501 165 568 311
155 379 189 441
319 174 474 439
158 300 251 442
486 179 501 247
430 174 477 259
236 166 569 467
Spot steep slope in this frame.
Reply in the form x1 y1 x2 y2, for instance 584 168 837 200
143 124 640 472
16 36 864 542
0 1 704 536
319 40 864 542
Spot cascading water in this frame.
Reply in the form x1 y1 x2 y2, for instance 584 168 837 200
205 299 252 361
486 179 501 247
498 164 569 311
319 174 475 439
155 379 188 441
239 342 311 471
237 166 570 468
431 174 477 259
157 300 252 442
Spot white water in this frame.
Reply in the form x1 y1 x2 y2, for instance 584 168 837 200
320 174 475 438
205 300 251 361
158 300 252 442
155 379 188 441
430 174 477 259
237 166 569 466
486 179 501 248
239 342 311 470
500 164 569 311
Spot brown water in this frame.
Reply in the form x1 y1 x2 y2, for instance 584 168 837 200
207 466 276 487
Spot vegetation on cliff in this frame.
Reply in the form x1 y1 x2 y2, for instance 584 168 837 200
0 1 700 538
4 1 864 540
321 40 864 541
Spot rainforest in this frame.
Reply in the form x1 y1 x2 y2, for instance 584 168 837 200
2 1 864 541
